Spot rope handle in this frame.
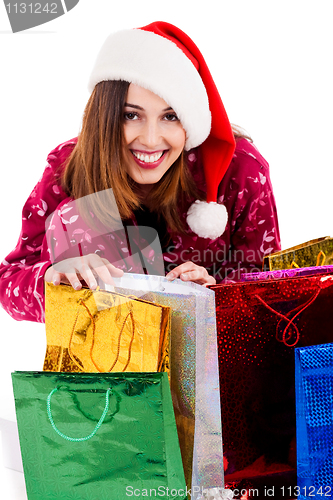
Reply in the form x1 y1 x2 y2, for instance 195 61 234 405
68 298 135 373
47 387 112 442
255 285 321 347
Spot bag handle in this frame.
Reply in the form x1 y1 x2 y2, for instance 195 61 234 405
290 250 326 269
255 285 321 347
316 250 326 266
46 386 112 442
68 298 136 373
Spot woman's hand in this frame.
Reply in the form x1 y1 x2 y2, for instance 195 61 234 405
44 253 124 290
165 261 216 287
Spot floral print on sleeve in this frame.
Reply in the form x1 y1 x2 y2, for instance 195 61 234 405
213 139 281 281
0 137 281 322
162 139 280 283
0 139 76 322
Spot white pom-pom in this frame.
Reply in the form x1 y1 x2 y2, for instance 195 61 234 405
186 200 228 239
197 487 234 500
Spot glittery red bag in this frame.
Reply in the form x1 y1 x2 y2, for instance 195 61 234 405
210 273 333 498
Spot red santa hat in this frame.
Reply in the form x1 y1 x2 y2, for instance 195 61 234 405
88 21 236 240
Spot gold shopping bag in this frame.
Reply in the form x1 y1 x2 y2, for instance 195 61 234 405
262 236 333 271
43 282 170 373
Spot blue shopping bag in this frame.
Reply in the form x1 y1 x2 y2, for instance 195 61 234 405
295 343 333 499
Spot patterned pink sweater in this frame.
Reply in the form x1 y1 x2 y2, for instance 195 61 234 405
0 137 281 323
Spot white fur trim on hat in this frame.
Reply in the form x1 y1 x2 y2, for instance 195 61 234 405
186 200 228 239
88 29 211 150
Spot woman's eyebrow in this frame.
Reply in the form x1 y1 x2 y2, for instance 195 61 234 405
124 103 173 112
124 103 143 110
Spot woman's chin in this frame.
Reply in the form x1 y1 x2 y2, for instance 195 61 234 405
131 180 155 197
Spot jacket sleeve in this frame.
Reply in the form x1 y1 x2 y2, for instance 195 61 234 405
0 141 74 323
212 141 281 283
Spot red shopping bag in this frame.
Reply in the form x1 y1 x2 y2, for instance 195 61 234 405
210 273 333 498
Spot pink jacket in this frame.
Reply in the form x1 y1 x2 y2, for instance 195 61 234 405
0 137 281 323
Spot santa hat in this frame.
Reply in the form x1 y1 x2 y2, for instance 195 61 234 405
88 21 236 239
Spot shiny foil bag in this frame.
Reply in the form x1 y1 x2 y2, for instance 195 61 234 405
210 273 333 498
107 274 224 499
295 343 333 497
241 265 333 282
263 236 333 271
43 282 170 374
11 371 187 500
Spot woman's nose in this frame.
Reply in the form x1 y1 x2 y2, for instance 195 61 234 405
139 120 162 148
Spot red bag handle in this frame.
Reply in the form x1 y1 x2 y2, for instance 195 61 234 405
254 286 321 347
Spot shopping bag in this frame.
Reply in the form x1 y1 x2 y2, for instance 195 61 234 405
262 236 333 271
12 371 187 500
295 343 333 499
210 273 333 498
108 273 225 499
241 265 333 282
43 282 170 373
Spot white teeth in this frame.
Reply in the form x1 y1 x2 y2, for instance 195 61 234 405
132 151 164 163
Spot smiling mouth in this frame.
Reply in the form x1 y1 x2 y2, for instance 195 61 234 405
131 150 166 163
130 150 167 170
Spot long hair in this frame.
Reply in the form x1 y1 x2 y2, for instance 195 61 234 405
231 124 252 142
61 80 201 234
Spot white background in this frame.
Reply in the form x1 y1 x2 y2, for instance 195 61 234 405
0 0 333 497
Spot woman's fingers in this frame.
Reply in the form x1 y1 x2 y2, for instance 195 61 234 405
102 259 124 277
51 272 62 286
45 267 64 286
44 266 57 284
46 255 216 290
85 255 124 288
166 262 200 280
65 270 84 290
50 258 86 290
166 261 216 286
201 274 216 286
44 254 124 290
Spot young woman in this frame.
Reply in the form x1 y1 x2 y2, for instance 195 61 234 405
0 21 280 323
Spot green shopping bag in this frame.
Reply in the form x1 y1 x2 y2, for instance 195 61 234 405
12 371 187 500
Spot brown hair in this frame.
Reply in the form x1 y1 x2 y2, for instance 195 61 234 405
61 80 201 234
231 124 253 142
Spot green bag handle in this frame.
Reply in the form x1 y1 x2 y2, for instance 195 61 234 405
47 387 112 442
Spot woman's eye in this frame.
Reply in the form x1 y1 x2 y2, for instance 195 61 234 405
164 113 179 121
124 112 139 120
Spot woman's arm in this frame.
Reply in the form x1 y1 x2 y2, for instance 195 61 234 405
0 140 75 322
213 140 281 282
164 140 280 285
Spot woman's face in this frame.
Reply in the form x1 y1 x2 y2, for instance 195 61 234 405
123 84 186 190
